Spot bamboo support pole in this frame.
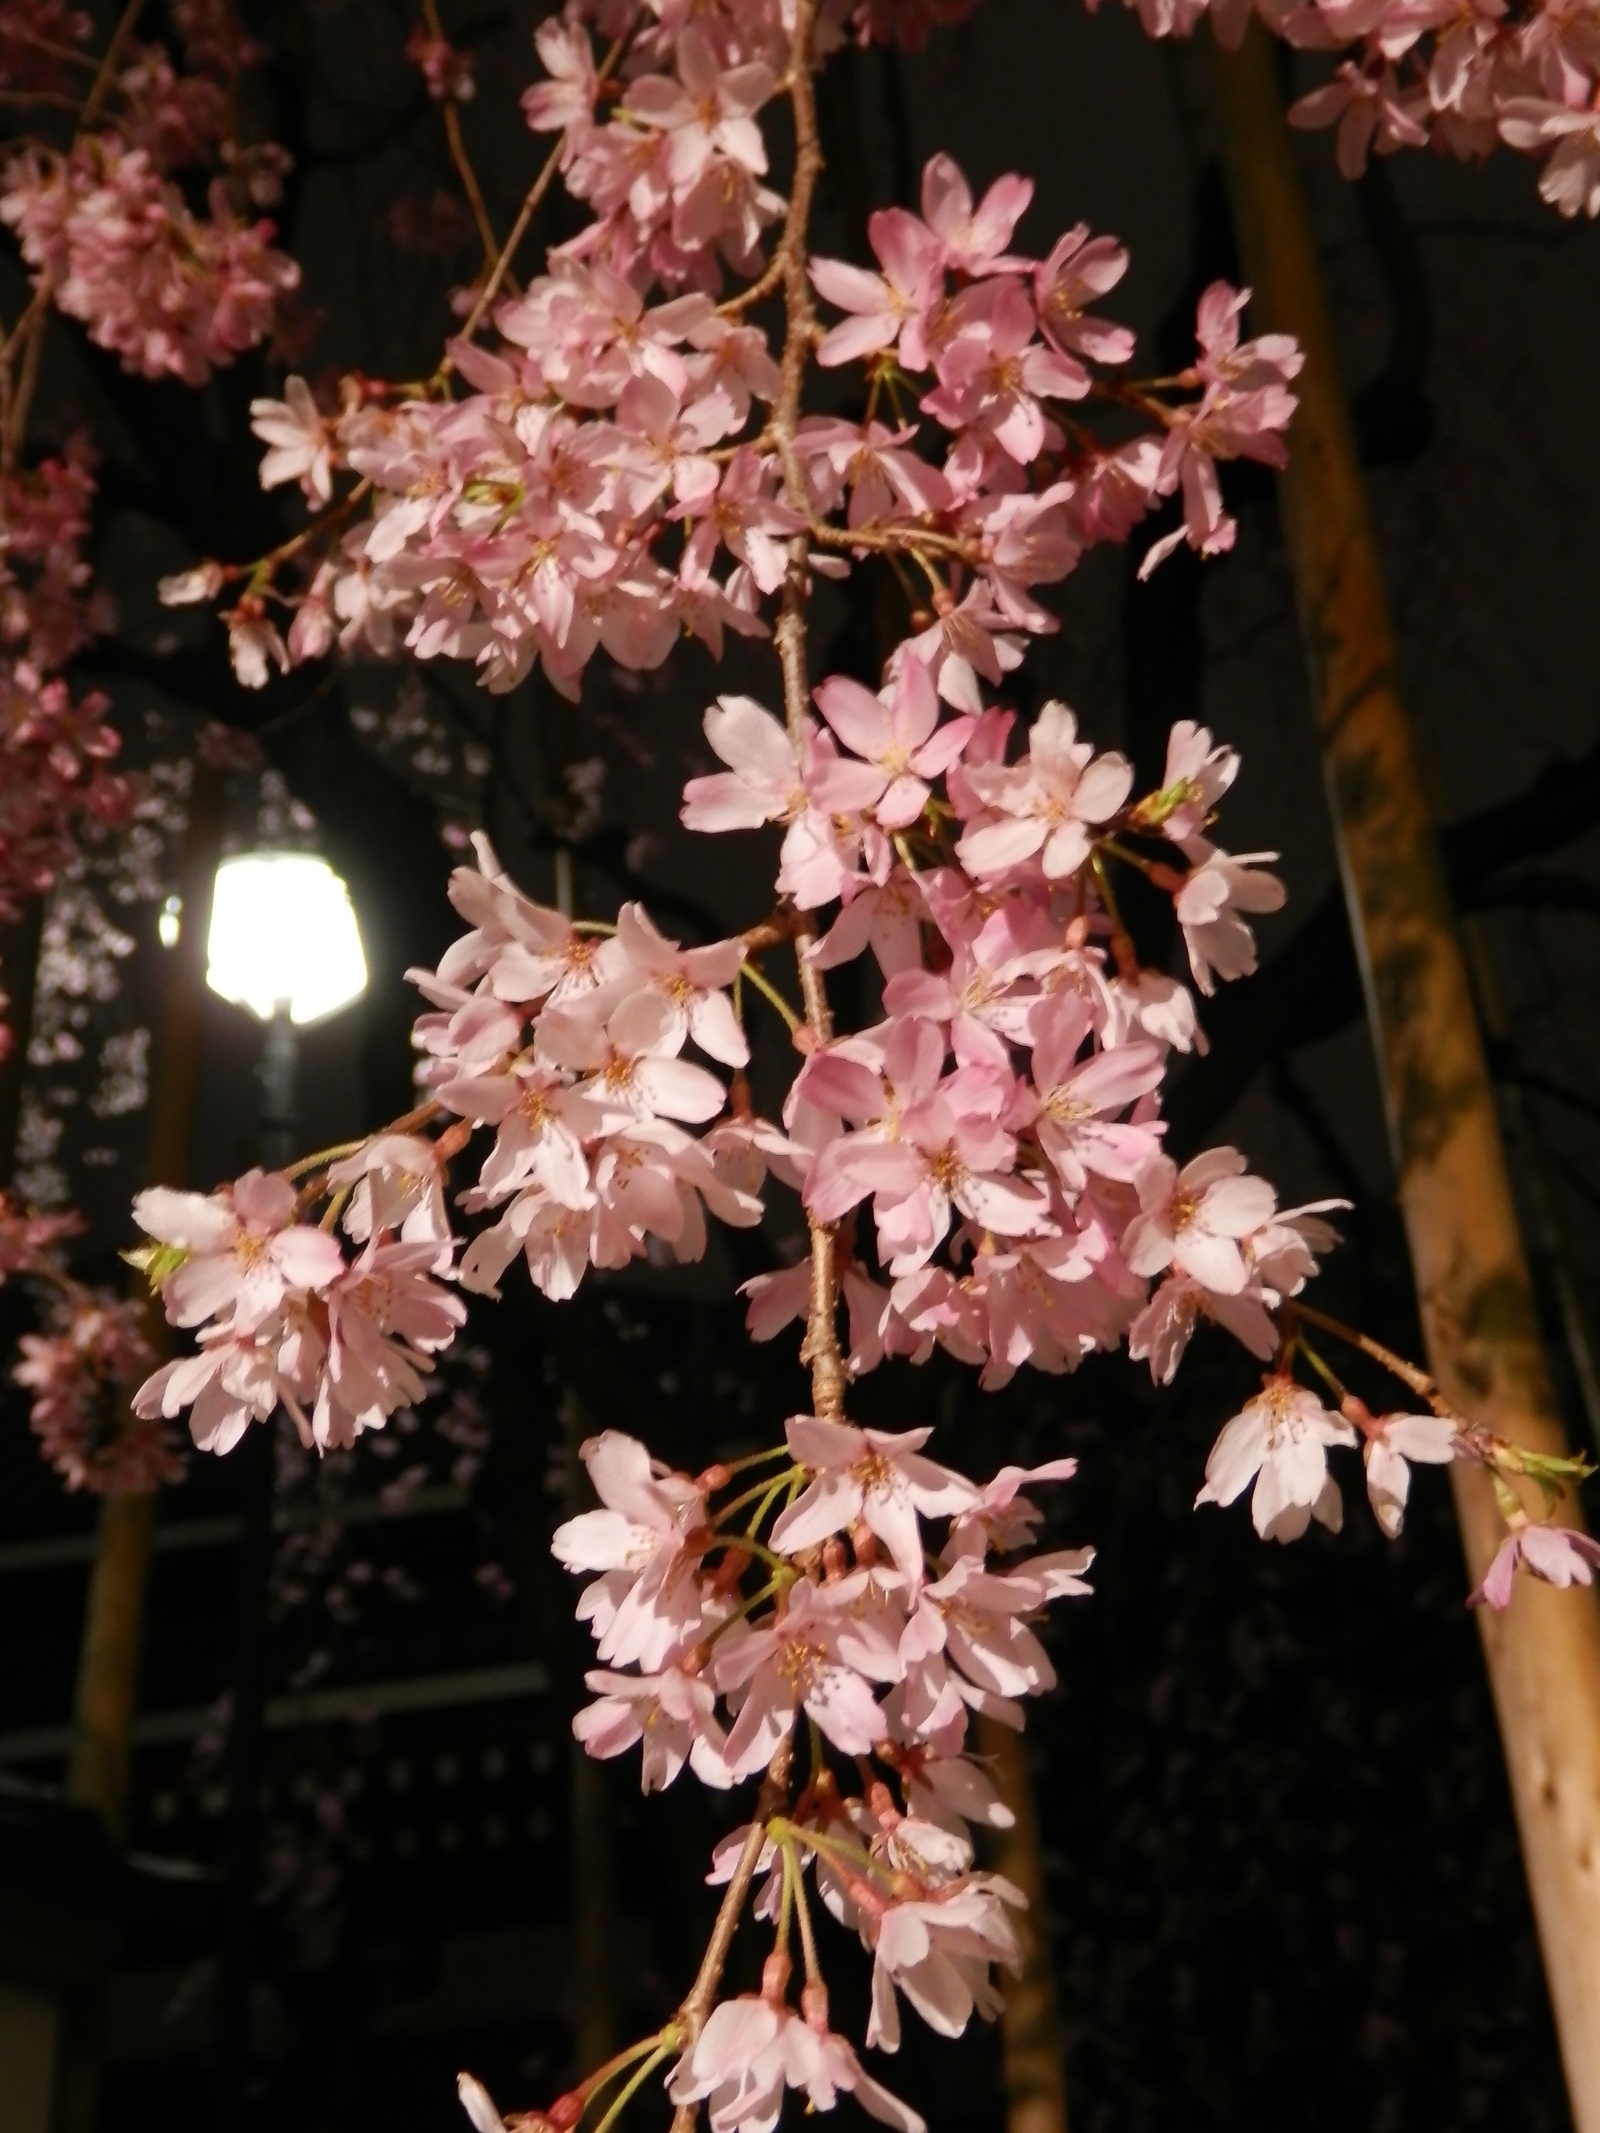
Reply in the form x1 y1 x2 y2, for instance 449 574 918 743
977 1717 1069 2133
0 901 44 1182
67 758 226 1839
1209 31 1600 2122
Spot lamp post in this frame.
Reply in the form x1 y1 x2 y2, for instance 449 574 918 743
203 847 366 2131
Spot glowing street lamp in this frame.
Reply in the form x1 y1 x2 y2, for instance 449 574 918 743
203 851 367 1172
205 851 367 1027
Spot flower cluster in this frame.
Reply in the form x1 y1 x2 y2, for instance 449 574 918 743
178 96 1298 697
1 438 113 674
14 1296 177 1494
1096 0 1600 220
539 1421 1090 2125
129 1163 466 1454
1 1187 179 1494
0 0 296 385
685 688 1310 1390
0 138 299 385
0 0 91 99
0 660 130 959
411 851 769 1299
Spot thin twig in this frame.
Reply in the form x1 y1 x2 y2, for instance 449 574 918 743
1283 1299 1446 1408
422 0 501 269
757 0 847 1422
444 21 636 370
80 0 148 131
667 1741 793 2133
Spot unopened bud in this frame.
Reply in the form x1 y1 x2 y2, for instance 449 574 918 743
866 1781 898 1828
850 1519 879 1567
709 1545 752 1595
547 2093 584 2131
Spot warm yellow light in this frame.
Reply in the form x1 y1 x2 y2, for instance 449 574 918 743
206 853 367 1025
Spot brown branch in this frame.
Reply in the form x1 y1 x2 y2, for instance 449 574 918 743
668 1743 793 2133
422 0 501 271
806 516 979 565
80 0 147 132
758 0 847 1422
1283 1299 1447 1410
444 21 637 372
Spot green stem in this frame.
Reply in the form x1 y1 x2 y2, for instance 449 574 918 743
591 2044 674 2133
742 960 803 1034
787 1839 823 1986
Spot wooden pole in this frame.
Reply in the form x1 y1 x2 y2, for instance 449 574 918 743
0 901 44 1183
67 758 226 1838
1209 32 1600 2122
977 1717 1070 2133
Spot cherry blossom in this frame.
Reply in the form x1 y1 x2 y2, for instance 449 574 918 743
553 1430 710 1671
574 1662 733 1791
13 1297 177 1495
667 1992 925 2133
131 1169 345 1333
251 376 335 503
1360 1409 1460 1537
770 1415 979 1580
955 700 1133 883
1472 1521 1600 1608
1195 1377 1359 1542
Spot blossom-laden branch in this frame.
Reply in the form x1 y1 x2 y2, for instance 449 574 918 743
161 0 1302 698
0 0 298 413
1090 0 1600 221
96 4 1600 2133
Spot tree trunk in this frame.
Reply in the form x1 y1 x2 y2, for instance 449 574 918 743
1209 32 1600 2125
977 1717 1069 2133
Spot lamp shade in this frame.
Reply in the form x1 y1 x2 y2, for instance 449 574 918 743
206 852 368 1025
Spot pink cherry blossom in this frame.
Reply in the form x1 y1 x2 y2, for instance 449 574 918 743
610 902 750 1066
955 701 1133 883
919 153 1033 275
1136 719 1240 841
1472 1521 1600 1608
1121 1148 1278 1296
812 209 944 371
251 376 335 503
312 1239 466 1450
132 1168 345 1333
553 1429 709 1671
1498 95 1600 217
866 1878 1023 2051
1362 1410 1459 1537
770 1414 979 1580
813 659 972 831
1172 839 1286 993
574 1661 732 1790
1032 225 1135 382
1195 1377 1358 1542
668 1992 925 2133
13 1297 177 1495
716 1577 901 1774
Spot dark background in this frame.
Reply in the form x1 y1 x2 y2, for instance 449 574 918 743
2 1 1599 2127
